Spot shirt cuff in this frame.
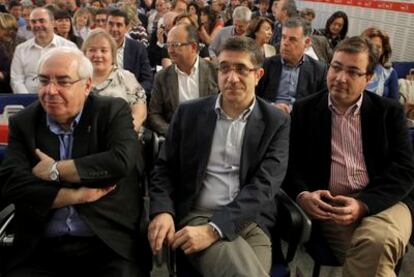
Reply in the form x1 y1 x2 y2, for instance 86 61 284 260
208 222 223 239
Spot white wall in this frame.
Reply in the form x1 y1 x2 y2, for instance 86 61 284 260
296 0 414 61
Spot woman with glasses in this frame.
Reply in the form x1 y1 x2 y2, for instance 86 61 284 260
82 29 147 132
362 27 398 99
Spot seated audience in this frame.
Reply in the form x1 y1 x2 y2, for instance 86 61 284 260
187 1 199 24
10 7 77 94
0 46 148 277
316 10 348 50
148 24 218 136
252 0 272 19
148 36 289 277
256 17 327 113
0 13 21 93
106 8 153 94
246 16 275 58
16 4 34 40
93 8 108 29
73 8 91 40
269 0 297 48
122 3 149 47
147 0 167 35
148 11 178 70
362 27 398 99
82 29 147 132
284 36 414 277
54 9 83 48
209 5 251 59
198 6 223 47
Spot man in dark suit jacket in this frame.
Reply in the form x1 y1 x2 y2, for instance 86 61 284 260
284 37 414 276
148 37 289 276
107 9 153 94
257 17 327 113
0 48 148 276
148 25 218 136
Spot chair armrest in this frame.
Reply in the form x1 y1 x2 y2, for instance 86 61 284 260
0 203 15 247
276 189 312 263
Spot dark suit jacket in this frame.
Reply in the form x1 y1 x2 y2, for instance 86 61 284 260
147 58 219 136
284 91 414 216
0 96 143 271
150 96 290 240
123 37 153 94
256 55 328 103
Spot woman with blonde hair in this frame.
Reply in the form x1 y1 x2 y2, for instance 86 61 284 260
73 8 91 40
82 29 147 132
0 12 22 92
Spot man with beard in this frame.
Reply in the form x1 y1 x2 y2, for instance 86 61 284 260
10 7 77 94
148 24 218 136
256 16 327 113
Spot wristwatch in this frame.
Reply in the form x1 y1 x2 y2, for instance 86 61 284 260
49 161 60 182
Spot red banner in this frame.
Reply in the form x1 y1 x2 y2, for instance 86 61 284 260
301 0 414 13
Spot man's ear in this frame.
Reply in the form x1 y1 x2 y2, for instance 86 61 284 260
84 77 93 96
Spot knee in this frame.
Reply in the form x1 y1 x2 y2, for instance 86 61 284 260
350 219 406 256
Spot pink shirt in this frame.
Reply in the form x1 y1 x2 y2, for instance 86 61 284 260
328 94 370 195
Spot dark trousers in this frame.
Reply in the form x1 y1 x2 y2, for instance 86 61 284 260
4 236 145 277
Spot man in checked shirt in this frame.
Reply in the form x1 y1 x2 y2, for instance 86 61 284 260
284 36 414 276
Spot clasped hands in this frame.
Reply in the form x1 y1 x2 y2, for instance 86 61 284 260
147 213 220 256
297 190 368 225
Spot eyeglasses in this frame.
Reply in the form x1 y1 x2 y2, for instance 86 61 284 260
34 75 84 88
217 63 258 76
164 41 193 49
329 63 367 79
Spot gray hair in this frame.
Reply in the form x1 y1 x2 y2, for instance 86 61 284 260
37 47 93 79
232 6 251 22
31 7 55 21
283 16 311 37
283 0 298 18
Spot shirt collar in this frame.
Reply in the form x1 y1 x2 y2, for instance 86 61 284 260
214 93 256 121
174 56 199 76
46 110 83 135
328 93 363 116
30 34 58 49
281 54 307 68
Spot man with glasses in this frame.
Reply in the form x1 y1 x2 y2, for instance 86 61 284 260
148 36 289 276
0 47 148 276
10 7 77 94
148 24 218 136
284 36 414 276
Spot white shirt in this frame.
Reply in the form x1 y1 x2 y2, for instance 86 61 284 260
175 56 200 103
11 34 77 94
304 46 319 61
116 37 126 69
